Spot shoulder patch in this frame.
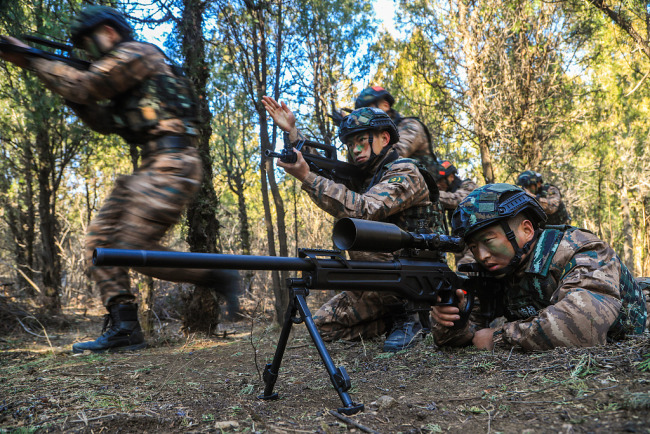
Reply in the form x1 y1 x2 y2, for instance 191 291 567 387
388 175 406 184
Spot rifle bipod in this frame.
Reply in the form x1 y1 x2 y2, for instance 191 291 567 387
257 280 364 415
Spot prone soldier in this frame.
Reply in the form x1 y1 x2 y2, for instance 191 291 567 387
262 95 440 352
0 6 240 353
431 184 647 350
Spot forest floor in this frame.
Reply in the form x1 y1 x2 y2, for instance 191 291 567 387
1 296 650 434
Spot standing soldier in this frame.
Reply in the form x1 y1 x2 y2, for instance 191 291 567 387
262 96 440 352
516 170 570 225
432 184 646 350
0 6 240 353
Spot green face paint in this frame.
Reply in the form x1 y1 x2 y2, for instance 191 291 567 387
468 226 515 273
352 143 365 153
346 135 370 158
82 36 102 60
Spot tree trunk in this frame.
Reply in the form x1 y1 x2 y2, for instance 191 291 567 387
35 129 61 312
180 0 223 333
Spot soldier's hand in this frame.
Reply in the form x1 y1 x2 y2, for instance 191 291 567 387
431 288 466 327
262 96 296 133
0 36 31 68
277 148 309 181
472 327 495 350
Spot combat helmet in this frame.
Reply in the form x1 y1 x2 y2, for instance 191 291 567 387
355 86 395 109
451 183 547 274
70 6 133 48
339 107 399 146
516 170 541 188
433 160 458 181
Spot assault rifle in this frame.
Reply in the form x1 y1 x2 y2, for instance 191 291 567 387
0 35 90 69
265 132 364 189
93 218 491 415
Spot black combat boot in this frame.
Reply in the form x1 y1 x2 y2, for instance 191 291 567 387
209 269 242 320
383 310 423 353
72 303 147 353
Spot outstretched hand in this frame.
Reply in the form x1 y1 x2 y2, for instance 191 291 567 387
0 36 31 68
261 95 296 133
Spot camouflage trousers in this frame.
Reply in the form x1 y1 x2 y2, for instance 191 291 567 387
85 145 215 306
313 290 403 341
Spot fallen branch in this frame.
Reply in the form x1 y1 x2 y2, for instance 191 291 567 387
329 410 380 434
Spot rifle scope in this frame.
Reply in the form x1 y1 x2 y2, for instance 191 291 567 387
332 218 465 253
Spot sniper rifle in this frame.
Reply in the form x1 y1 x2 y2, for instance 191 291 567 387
93 218 493 415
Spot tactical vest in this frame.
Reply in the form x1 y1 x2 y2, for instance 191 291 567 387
111 43 199 144
394 115 438 172
501 226 646 338
539 184 570 225
366 154 447 236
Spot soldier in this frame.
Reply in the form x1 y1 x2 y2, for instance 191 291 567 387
516 170 570 225
354 86 437 169
0 6 240 353
262 95 439 352
355 86 447 235
431 184 647 350
434 160 477 224
433 160 477 267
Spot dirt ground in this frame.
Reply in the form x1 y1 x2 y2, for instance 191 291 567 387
1 300 650 434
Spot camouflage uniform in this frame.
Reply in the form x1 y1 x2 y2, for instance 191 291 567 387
29 41 230 306
439 177 478 267
439 178 478 211
392 116 432 162
537 184 570 225
304 148 433 341
434 185 647 350
637 278 650 330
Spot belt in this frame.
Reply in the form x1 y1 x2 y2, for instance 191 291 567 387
155 135 193 149
143 135 194 156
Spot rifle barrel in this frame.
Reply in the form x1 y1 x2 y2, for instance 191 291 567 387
94 248 403 272
94 248 314 270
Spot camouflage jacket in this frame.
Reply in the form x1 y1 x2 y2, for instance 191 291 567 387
433 227 647 350
439 178 478 210
30 41 198 144
300 147 432 262
392 115 431 160
538 184 570 225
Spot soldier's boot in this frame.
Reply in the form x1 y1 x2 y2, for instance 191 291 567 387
72 303 147 353
209 269 242 320
383 311 423 353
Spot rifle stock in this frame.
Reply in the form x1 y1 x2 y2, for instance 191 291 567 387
93 218 490 415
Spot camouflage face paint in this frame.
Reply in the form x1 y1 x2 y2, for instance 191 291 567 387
468 226 515 273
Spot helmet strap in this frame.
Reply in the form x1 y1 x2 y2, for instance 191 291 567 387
491 220 540 276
